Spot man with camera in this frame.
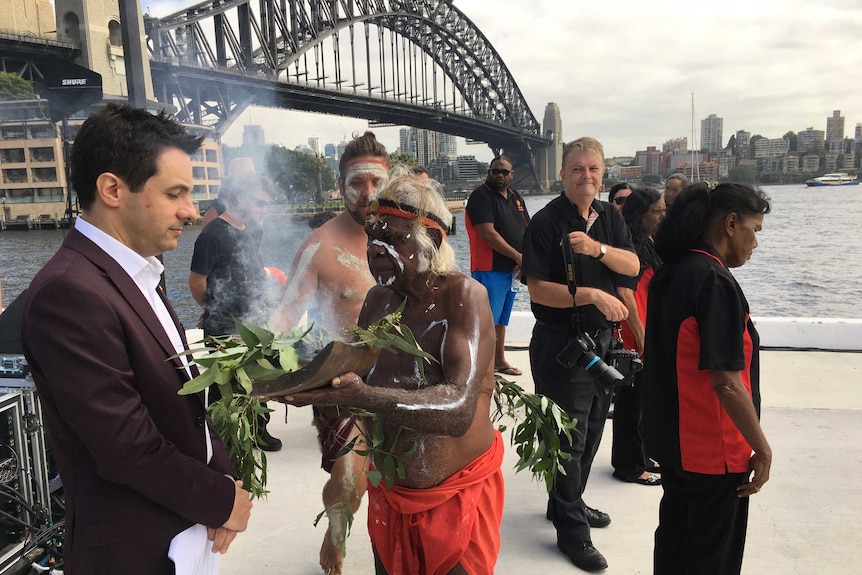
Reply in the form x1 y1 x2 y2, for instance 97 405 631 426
521 137 639 572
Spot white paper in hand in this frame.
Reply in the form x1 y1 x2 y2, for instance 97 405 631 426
168 523 221 575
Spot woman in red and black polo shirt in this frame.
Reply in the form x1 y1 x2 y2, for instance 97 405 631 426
642 182 772 575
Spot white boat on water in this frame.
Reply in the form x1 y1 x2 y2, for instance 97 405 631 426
805 172 859 187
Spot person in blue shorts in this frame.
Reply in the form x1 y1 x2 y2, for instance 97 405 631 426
465 155 531 375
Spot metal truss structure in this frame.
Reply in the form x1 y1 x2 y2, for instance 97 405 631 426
146 0 549 189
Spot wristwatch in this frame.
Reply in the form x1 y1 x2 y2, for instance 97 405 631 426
595 243 607 260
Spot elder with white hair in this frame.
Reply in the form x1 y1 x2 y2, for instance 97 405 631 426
285 174 504 575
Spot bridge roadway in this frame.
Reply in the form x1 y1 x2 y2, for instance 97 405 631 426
213 338 862 574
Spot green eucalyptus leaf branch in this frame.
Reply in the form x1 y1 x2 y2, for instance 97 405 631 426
492 374 579 493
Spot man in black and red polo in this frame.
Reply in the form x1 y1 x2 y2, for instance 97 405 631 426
465 155 531 375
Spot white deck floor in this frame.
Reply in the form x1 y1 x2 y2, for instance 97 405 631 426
219 348 862 574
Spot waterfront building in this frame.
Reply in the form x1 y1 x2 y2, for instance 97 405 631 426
619 165 643 179
662 137 687 155
824 153 838 172
826 110 845 153
842 153 855 170
715 151 735 177
307 136 321 156
801 154 821 173
456 155 479 181
0 100 222 223
797 127 825 153
700 113 723 154
755 138 790 158
634 146 671 175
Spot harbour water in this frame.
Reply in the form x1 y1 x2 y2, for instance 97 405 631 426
1 184 860 328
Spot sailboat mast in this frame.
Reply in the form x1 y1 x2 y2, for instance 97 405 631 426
691 93 699 181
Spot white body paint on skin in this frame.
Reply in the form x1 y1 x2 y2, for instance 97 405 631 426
371 239 404 271
278 242 321 306
397 316 476 412
334 247 370 274
342 162 388 210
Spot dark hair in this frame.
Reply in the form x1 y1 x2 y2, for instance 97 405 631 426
71 104 202 210
622 188 662 240
655 182 771 262
338 131 388 178
412 165 429 176
608 182 633 203
220 172 275 207
489 155 512 167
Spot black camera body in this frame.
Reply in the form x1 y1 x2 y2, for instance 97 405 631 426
607 335 643 387
555 332 625 394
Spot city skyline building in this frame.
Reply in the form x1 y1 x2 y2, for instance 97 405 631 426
307 136 321 156
733 130 751 160
662 137 688 155
701 113 724 154
797 127 825 153
826 110 845 153
242 125 265 147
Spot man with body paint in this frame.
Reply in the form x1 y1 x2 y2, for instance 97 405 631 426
284 174 503 575
269 131 389 575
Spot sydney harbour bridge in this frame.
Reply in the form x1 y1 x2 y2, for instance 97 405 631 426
1 0 556 190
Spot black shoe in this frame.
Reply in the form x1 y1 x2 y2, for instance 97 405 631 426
557 540 608 571
256 412 282 452
256 426 282 452
584 505 611 528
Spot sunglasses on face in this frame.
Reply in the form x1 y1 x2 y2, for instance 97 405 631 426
613 196 629 205
490 168 512 176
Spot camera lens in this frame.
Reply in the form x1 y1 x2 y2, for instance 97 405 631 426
578 351 625 393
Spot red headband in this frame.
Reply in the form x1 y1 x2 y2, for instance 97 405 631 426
368 200 449 237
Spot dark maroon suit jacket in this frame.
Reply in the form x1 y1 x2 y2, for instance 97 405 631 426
22 228 237 574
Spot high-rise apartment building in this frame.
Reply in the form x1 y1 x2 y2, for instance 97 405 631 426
826 110 845 153
733 130 751 160
797 127 825 153
700 114 724 154
307 136 321 156
537 102 563 190
438 133 457 157
242 125 265 147
324 143 337 159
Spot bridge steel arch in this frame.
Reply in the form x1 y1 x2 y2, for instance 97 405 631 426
146 0 550 190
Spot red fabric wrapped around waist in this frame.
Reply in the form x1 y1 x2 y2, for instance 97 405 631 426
367 430 505 575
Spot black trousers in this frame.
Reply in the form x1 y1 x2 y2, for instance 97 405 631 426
611 373 648 480
655 467 750 575
530 323 612 544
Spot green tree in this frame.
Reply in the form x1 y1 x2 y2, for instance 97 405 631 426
749 134 765 159
641 174 662 186
783 131 798 152
266 145 336 204
0 72 34 101
389 151 418 169
727 164 758 183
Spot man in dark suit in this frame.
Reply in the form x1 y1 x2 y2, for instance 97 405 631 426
21 104 252 574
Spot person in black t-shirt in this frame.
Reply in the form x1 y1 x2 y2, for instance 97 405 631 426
521 137 639 572
465 155 531 376
189 172 283 451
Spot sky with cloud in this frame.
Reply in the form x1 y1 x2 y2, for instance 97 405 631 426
145 0 862 161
